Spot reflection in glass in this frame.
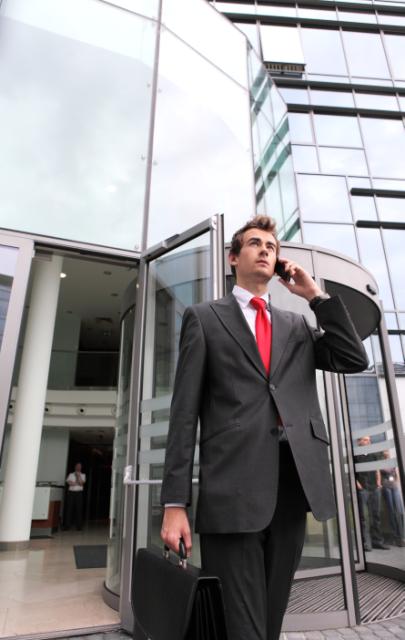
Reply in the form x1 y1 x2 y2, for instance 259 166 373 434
343 32 390 79
297 174 353 222
348 372 405 574
357 228 394 309
135 233 211 565
0 1 155 249
351 196 377 221
314 114 362 147
389 334 404 365
0 246 18 352
149 30 253 245
301 28 348 76
385 35 405 80
383 230 405 309
318 148 368 176
287 112 314 144
303 223 358 260
361 118 405 179
292 145 319 173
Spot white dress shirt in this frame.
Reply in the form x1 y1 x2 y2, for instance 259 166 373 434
232 284 271 336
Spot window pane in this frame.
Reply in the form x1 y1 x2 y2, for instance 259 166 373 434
301 28 348 76
0 1 156 249
318 148 368 176
377 13 405 27
338 10 377 23
310 89 354 107
389 334 404 364
314 114 362 147
278 88 309 104
297 174 352 222
361 118 405 179
162 0 247 86
297 7 337 20
292 145 319 172
383 230 405 308
213 2 256 15
355 93 398 110
256 5 297 17
385 312 398 330
148 31 254 245
351 196 377 221
342 31 390 79
385 35 405 80
377 197 405 222
260 25 304 64
357 228 394 308
287 112 314 143
303 223 358 260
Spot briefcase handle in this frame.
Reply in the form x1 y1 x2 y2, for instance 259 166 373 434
163 537 188 570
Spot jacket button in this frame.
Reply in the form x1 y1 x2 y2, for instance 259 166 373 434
269 384 276 391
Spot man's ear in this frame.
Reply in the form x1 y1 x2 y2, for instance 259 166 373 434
228 252 238 267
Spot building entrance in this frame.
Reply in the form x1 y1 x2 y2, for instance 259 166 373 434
0 237 138 636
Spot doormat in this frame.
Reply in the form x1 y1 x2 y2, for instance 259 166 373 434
73 544 107 569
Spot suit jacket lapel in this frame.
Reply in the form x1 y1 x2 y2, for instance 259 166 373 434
210 293 268 379
269 304 293 379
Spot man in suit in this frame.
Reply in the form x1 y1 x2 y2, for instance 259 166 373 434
161 215 368 640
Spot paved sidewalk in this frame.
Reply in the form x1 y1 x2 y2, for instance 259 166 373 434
61 615 405 640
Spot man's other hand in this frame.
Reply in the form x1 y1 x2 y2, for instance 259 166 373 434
161 507 192 557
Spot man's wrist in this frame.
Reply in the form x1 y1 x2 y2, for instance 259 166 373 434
309 293 330 310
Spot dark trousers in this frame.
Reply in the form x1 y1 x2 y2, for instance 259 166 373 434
65 491 84 530
200 442 308 640
358 488 384 548
382 484 404 541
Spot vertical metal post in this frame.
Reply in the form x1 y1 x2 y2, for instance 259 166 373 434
325 371 361 625
210 214 225 300
378 313 405 503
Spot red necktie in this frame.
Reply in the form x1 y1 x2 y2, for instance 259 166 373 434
250 297 271 375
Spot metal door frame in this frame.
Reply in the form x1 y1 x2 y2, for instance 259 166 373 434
119 215 224 631
0 232 34 451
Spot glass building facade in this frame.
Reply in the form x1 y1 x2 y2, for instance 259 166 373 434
0 0 404 636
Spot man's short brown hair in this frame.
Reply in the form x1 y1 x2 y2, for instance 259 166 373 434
229 216 280 275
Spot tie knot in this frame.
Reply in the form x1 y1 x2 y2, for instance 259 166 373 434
250 297 267 312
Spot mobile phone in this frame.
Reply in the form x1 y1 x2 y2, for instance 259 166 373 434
275 260 291 282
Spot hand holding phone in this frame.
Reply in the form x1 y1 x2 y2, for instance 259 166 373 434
274 259 291 282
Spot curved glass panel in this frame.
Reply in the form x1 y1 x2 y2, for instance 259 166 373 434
0 0 156 249
162 0 248 87
297 175 353 223
148 30 254 245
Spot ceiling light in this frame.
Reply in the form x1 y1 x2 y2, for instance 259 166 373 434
60 272 67 278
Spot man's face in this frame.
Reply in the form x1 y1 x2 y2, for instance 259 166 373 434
357 436 370 447
75 463 82 473
229 228 278 284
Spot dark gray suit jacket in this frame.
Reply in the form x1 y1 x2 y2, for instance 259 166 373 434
161 294 368 534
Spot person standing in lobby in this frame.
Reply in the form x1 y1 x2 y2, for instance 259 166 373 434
161 215 368 640
65 462 86 531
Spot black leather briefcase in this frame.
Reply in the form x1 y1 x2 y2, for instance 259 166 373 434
132 541 228 640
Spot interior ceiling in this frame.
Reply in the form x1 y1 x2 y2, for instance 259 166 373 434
69 426 115 445
29 254 138 350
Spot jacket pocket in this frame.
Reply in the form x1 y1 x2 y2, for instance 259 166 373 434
310 417 330 445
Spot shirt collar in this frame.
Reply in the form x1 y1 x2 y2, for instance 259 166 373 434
232 284 269 309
